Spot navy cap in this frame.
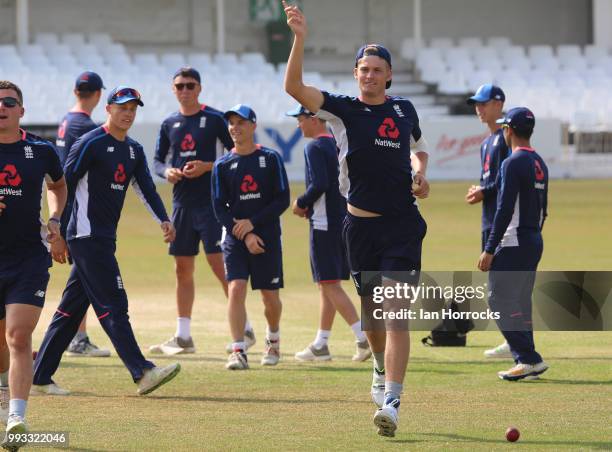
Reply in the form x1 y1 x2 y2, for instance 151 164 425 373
467 84 505 105
107 86 144 107
355 44 393 89
496 107 535 132
285 105 314 117
75 71 105 91
224 104 257 123
173 67 201 84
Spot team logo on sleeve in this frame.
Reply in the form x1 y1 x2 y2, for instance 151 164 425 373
239 174 261 200
111 163 127 191
534 160 546 189
57 120 67 140
0 164 23 196
483 153 491 179
375 118 401 149
180 133 197 157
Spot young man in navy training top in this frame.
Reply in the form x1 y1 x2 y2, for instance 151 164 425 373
477 107 549 381
54 71 110 358
32 87 181 397
465 84 512 359
212 104 289 370
284 2 430 437
0 80 67 448
151 67 257 356
286 105 371 362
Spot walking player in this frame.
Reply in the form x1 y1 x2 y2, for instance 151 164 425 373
32 87 180 396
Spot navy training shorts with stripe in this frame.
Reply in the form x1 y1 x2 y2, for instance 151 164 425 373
0 253 51 318
223 233 283 290
169 204 223 256
310 226 349 283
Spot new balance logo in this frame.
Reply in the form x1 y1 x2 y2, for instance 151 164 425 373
271 277 280 284
34 290 45 298
24 146 33 158
107 146 114 153
363 107 372 112
230 162 238 170
173 122 181 128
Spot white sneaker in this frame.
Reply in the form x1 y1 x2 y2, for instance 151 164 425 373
136 363 181 395
226 351 249 370
149 336 195 355
484 341 512 359
498 361 549 381
1 415 27 450
294 343 332 361
0 388 7 425
225 330 256 354
30 382 70 396
261 339 280 366
373 399 400 437
352 340 372 362
371 367 386 408
66 337 111 357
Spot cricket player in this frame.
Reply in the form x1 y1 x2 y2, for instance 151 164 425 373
465 84 511 359
284 1 430 437
0 80 67 448
286 105 370 362
32 87 180 396
478 107 549 381
212 105 289 370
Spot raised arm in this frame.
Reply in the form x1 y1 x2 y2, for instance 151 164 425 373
282 0 324 113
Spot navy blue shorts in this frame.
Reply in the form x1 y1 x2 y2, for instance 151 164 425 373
223 234 283 290
0 253 51 317
310 227 349 282
169 205 223 256
343 213 427 296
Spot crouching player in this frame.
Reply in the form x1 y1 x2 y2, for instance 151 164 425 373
212 105 289 370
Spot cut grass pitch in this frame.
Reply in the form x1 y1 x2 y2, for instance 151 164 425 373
31 180 611 451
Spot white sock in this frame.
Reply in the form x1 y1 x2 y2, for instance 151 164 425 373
313 329 331 348
350 321 366 342
232 341 246 353
244 319 253 333
266 327 280 342
9 399 26 419
176 317 191 340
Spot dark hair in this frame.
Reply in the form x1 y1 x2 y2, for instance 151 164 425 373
0 80 23 105
76 90 98 100
513 128 533 140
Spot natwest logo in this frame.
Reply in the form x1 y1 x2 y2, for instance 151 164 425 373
114 163 126 183
0 164 22 187
240 174 258 193
534 160 545 181
57 119 67 139
181 133 195 151
378 117 400 139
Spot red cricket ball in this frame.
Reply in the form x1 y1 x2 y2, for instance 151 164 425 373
506 426 520 442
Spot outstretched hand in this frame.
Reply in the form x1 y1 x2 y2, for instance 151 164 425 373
282 0 307 38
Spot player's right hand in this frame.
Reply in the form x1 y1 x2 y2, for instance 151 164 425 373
283 0 308 38
0 196 5 215
165 168 184 184
245 232 265 255
161 221 176 243
51 237 69 264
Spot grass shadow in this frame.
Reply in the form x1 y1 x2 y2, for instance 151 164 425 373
422 432 612 449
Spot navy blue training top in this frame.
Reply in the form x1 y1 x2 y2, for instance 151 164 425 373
212 146 290 240
479 128 510 231
65 126 170 241
296 133 346 231
0 130 63 260
485 147 549 254
317 91 424 217
56 111 97 166
154 105 234 208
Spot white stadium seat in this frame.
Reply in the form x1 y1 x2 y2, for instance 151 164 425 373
528 45 554 60
487 37 512 49
61 33 87 48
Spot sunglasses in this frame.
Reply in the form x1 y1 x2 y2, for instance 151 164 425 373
174 83 198 91
0 97 20 108
112 88 141 101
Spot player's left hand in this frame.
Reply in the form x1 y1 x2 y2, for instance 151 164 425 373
292 199 309 218
412 173 430 199
233 218 254 240
46 219 61 244
50 237 69 264
478 251 494 272
466 185 484 204
182 160 212 179
161 221 176 243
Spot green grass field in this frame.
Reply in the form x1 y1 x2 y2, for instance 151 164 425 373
30 180 611 451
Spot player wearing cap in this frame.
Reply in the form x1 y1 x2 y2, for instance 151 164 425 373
54 71 110 358
283 2 429 437
32 87 181 397
477 107 549 381
465 84 512 359
212 105 289 370
150 67 254 356
286 105 370 362
0 80 67 447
